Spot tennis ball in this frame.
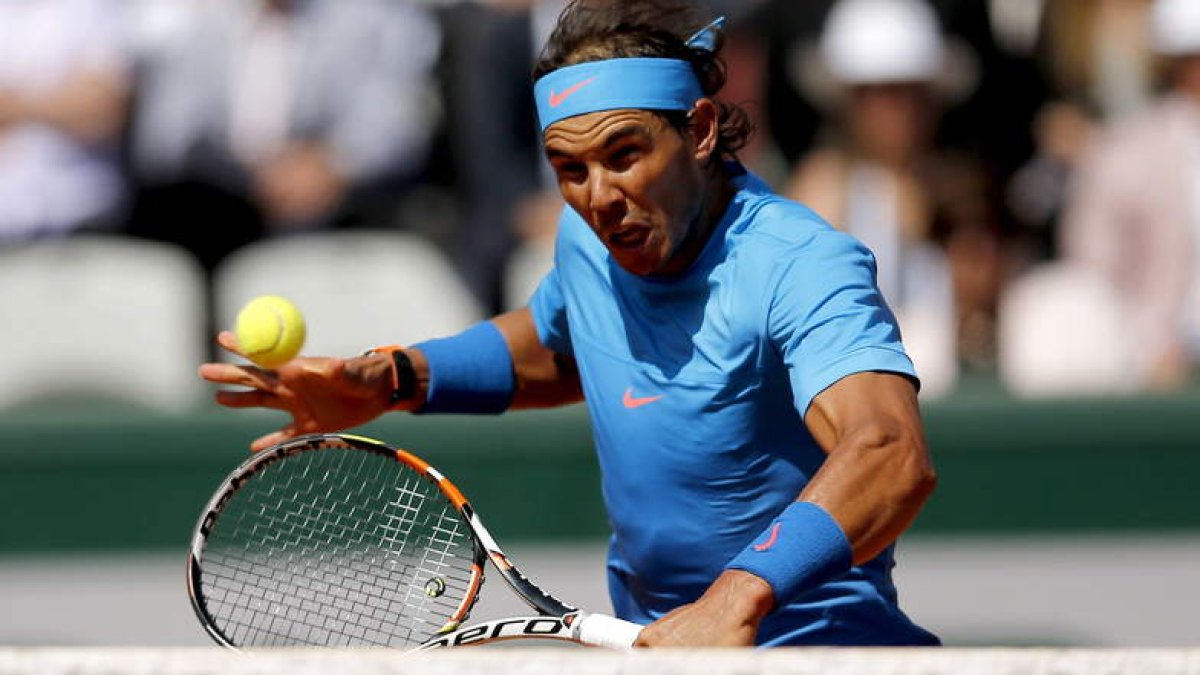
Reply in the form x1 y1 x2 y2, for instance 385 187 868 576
234 295 306 369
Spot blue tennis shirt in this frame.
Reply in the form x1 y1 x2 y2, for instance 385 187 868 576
529 167 938 646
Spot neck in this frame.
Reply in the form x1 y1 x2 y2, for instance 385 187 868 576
657 164 737 277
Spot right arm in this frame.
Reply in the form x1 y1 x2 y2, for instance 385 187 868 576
199 308 580 451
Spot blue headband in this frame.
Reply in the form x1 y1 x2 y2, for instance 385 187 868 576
533 58 703 132
532 17 725 131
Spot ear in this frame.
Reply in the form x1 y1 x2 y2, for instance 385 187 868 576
688 98 720 163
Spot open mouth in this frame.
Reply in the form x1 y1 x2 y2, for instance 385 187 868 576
608 226 650 250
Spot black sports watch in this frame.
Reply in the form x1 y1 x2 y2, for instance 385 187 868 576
366 345 416 408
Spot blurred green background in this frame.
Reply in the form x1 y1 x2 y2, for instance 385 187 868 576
3 387 1199 554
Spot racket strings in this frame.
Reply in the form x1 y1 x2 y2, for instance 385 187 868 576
198 444 478 647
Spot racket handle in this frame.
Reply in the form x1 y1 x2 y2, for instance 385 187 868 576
571 612 643 649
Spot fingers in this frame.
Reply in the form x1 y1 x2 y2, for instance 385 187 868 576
214 389 288 410
217 330 245 357
198 332 256 387
202 331 302 453
198 362 278 389
251 425 297 453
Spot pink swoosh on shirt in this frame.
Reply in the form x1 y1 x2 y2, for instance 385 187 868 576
622 387 664 409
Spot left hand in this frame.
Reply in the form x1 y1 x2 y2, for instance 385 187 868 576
198 331 398 451
633 570 774 647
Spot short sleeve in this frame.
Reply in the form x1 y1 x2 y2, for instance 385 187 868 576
768 231 917 415
528 265 573 355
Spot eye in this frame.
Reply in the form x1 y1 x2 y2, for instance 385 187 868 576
607 145 640 171
553 160 587 184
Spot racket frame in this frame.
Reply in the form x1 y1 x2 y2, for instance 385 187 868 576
186 433 582 649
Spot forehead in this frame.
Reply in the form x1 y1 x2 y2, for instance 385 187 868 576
542 108 669 154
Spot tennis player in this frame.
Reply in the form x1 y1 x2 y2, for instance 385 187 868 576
200 0 939 647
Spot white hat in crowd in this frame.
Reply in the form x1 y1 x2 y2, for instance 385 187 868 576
791 0 976 107
1150 0 1200 56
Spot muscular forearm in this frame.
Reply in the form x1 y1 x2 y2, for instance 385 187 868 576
800 371 937 565
699 375 934 637
689 437 933 645
798 428 936 565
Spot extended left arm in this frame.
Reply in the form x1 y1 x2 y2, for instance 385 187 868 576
635 371 936 646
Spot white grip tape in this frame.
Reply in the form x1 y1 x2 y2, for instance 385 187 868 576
572 612 643 649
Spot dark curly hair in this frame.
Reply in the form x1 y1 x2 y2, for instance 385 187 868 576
532 0 754 161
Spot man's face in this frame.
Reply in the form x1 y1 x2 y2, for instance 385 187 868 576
848 82 934 165
543 108 707 276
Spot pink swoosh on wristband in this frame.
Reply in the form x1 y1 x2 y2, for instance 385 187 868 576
753 523 782 551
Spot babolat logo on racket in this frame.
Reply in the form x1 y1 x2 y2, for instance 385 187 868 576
421 617 571 648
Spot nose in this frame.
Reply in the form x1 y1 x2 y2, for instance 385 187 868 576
587 169 624 226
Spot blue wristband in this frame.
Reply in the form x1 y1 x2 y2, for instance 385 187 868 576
724 501 852 606
412 322 515 414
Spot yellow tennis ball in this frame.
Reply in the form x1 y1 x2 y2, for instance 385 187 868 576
234 295 306 369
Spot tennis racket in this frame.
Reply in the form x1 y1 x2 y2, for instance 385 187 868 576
186 432 642 650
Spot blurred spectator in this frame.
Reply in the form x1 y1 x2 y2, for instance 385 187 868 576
931 0 1047 191
740 0 837 176
1059 0 1200 390
125 0 441 271
1005 98 1094 260
784 0 1009 396
1006 0 1154 260
1039 0 1156 119
0 0 130 243
745 0 1047 191
441 0 557 313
